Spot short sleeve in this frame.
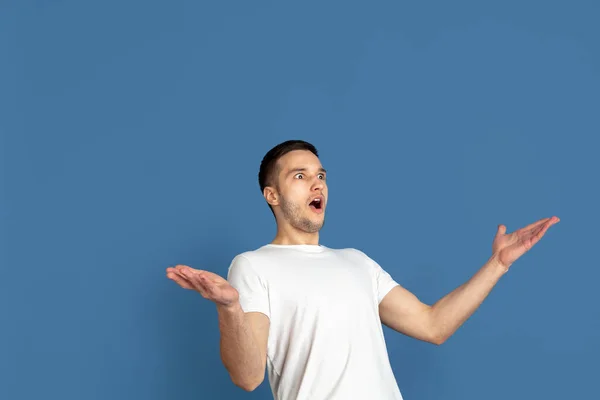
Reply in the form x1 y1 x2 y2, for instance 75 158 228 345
226 255 270 318
367 256 400 304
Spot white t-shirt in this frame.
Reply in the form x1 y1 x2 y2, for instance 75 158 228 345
226 243 404 400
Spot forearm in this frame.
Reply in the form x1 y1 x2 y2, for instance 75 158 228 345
217 302 263 390
430 254 508 343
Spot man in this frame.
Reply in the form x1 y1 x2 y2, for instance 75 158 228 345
166 140 559 400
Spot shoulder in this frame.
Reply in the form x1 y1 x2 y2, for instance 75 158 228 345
228 245 377 273
333 247 375 264
332 247 389 277
226 249 270 287
227 245 281 276
230 245 277 267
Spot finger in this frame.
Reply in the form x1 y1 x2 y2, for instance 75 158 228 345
167 267 189 278
497 224 507 235
171 267 209 291
171 266 224 300
171 267 192 281
196 277 220 300
167 272 195 289
174 265 196 274
176 266 216 283
173 266 202 282
180 268 217 298
521 217 551 233
527 220 553 247
534 219 553 238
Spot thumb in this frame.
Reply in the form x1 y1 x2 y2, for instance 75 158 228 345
497 224 507 235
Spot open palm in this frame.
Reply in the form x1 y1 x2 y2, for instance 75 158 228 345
166 265 239 306
493 216 560 269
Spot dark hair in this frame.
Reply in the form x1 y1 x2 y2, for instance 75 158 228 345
258 140 319 210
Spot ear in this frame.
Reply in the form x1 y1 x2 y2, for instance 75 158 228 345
264 186 279 207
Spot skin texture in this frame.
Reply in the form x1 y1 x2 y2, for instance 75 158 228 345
165 150 329 391
378 216 559 344
166 148 560 390
166 265 269 391
263 150 328 245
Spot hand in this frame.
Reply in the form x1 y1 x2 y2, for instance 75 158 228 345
166 265 240 307
492 216 560 269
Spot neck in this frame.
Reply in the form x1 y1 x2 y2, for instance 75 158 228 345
271 224 320 246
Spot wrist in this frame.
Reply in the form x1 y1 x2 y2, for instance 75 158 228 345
216 300 242 314
489 253 510 275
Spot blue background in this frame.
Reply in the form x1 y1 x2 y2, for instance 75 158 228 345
2 1 598 399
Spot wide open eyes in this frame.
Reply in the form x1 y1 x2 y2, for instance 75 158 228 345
294 173 326 180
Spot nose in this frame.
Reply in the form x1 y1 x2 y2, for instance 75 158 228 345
311 177 325 191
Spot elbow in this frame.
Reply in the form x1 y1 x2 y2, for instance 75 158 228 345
428 317 449 345
429 328 449 346
240 380 262 392
232 376 264 392
431 334 447 346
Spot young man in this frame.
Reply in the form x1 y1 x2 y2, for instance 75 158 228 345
166 140 559 400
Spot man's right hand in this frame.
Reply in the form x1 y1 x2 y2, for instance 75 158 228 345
167 264 269 391
166 265 240 307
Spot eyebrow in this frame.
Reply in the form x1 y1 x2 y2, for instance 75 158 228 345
286 167 327 176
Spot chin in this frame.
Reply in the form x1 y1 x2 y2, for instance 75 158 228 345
298 218 324 233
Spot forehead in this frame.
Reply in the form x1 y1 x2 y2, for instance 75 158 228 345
277 150 323 171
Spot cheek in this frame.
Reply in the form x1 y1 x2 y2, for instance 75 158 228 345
283 184 306 201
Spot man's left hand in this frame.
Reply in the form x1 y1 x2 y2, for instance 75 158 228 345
493 216 560 270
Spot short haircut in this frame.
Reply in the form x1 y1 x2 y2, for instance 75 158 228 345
258 140 319 212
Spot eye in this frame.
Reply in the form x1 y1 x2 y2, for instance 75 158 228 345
318 173 326 180
294 173 304 179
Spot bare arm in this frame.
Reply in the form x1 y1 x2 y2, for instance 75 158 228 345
166 265 270 391
380 217 559 345
380 254 505 345
428 254 506 342
217 303 270 391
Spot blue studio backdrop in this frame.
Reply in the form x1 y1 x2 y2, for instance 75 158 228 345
2 1 599 400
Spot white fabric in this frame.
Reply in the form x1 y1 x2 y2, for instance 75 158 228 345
227 243 404 400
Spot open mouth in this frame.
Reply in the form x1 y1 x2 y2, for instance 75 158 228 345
309 197 323 212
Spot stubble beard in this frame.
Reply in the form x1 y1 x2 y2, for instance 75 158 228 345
279 194 324 233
